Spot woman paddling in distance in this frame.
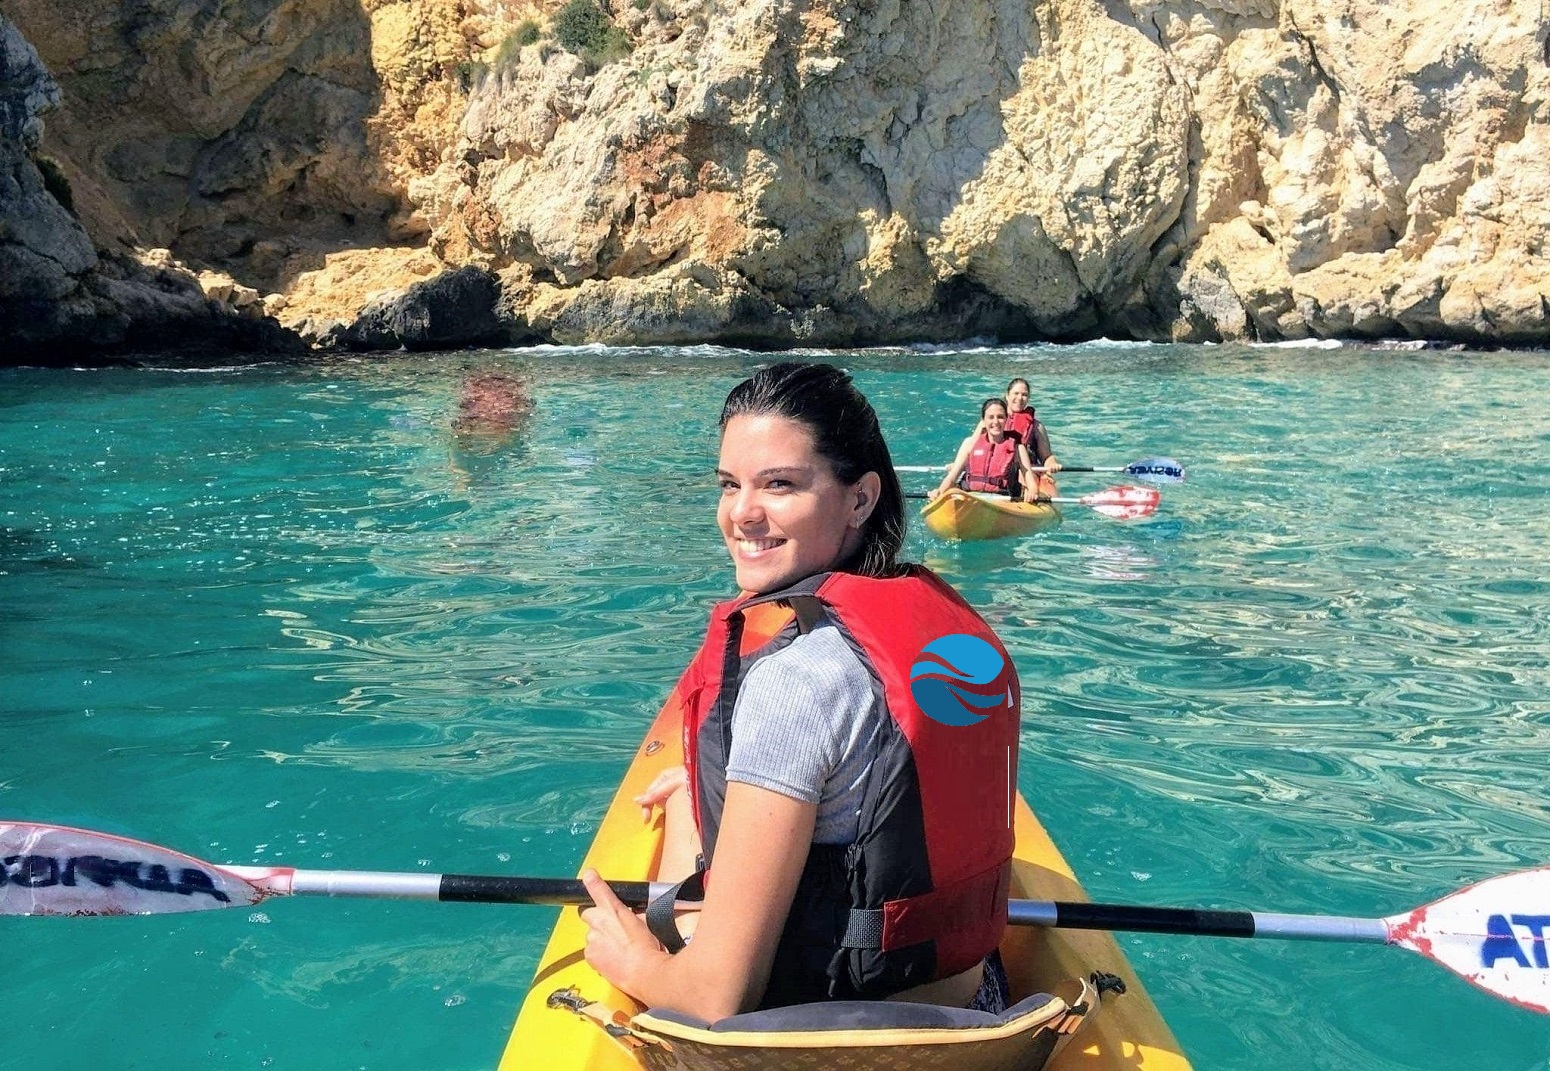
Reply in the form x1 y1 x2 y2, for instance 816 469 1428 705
580 362 1023 1021
927 397 1043 503
1003 378 1059 477
1000 377 1063 499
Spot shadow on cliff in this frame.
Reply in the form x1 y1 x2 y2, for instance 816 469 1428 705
11 0 412 331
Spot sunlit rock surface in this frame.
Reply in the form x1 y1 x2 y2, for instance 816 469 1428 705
3 0 1546 357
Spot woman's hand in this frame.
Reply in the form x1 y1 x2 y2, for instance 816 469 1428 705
580 868 668 993
1043 455 1062 474
635 764 688 822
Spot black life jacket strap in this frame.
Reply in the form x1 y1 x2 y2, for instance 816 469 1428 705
839 907 885 948
645 868 707 954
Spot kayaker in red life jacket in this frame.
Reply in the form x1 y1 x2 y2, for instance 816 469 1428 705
926 398 1043 502
580 362 1021 1022
1002 378 1060 486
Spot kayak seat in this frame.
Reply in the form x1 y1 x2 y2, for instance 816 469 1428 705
644 989 1057 1031
621 980 1102 1071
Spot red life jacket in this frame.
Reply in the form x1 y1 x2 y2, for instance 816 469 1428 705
676 567 1019 1007
1005 408 1036 446
962 433 1019 494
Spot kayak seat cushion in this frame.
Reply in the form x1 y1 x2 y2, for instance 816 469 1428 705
629 991 1074 1071
646 990 1057 1033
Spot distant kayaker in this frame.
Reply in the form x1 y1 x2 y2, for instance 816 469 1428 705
448 371 533 486
1002 377 1060 476
580 362 1021 1021
452 371 531 448
927 397 1046 502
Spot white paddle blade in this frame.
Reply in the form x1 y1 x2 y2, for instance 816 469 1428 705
1128 457 1186 483
0 822 282 916
1385 866 1550 1014
1081 485 1161 519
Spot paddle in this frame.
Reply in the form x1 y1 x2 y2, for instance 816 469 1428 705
1033 456 1185 483
904 485 1162 520
897 456 1185 484
4 822 1547 1013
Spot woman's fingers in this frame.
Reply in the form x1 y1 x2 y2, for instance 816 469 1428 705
634 765 688 820
580 869 629 924
581 867 666 987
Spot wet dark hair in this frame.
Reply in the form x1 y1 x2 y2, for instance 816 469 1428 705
719 362 905 578
1006 377 1030 394
980 398 1008 418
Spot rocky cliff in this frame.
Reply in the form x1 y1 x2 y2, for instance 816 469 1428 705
2 0 1546 359
2 14 297 360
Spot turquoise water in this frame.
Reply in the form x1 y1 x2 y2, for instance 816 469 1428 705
3 342 1550 1070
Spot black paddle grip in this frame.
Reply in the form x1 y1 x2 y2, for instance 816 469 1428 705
438 874 654 907
1055 902 1257 937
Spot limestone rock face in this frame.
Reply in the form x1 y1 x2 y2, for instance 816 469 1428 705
5 0 1548 353
4 0 475 290
1128 0 1550 342
333 264 507 350
1 16 96 299
417 0 1547 344
425 0 1194 343
2 15 300 361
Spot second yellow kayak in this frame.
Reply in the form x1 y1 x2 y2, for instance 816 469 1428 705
921 488 1062 541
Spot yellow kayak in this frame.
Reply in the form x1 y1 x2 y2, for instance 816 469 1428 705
921 488 1061 542
497 686 1193 1071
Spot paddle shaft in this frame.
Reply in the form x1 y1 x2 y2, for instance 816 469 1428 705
274 869 1388 943
249 869 670 906
899 457 1183 482
905 491 1088 505
1009 900 1387 943
16 822 1550 1012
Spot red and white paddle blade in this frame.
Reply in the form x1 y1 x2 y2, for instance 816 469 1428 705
1082 485 1161 519
0 822 282 916
1385 866 1550 1014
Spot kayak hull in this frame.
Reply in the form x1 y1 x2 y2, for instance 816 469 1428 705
499 694 1190 1071
921 489 1061 542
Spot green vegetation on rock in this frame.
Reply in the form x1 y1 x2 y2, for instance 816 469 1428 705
553 0 631 67
493 20 542 70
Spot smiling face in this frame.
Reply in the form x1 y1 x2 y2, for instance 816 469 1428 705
717 413 874 593
982 402 1009 439
1005 381 1030 413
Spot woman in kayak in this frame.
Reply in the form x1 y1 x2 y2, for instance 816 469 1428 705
1003 377 1061 482
580 362 1021 1021
926 397 1043 502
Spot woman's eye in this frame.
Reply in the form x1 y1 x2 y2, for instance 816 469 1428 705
718 479 737 493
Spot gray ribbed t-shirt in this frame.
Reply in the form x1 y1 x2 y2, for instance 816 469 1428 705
724 623 883 845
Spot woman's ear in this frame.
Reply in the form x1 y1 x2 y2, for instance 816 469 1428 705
850 471 882 528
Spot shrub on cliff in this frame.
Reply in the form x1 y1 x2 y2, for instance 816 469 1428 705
492 20 541 71
553 0 631 67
